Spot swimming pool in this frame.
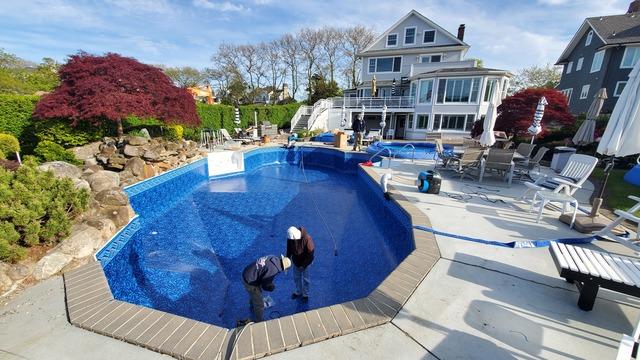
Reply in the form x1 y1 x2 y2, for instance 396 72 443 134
98 147 413 328
366 141 454 160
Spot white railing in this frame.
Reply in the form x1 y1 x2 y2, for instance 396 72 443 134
330 96 415 109
307 99 332 130
290 105 313 130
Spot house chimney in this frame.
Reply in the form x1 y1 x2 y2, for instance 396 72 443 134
629 0 640 13
457 24 466 41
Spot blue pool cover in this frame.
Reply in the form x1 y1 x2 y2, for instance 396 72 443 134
366 141 454 160
99 147 413 328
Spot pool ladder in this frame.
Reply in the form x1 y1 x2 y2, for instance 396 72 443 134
392 144 416 163
368 147 393 168
368 144 416 169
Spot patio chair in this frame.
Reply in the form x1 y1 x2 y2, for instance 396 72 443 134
515 143 536 159
425 132 442 142
479 148 516 186
515 147 549 179
463 138 482 148
549 242 640 311
449 147 484 180
595 195 640 252
220 128 253 145
520 154 598 201
435 139 458 168
363 129 381 145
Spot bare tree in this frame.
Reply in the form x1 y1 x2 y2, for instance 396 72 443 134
319 26 344 84
279 33 301 100
263 40 287 104
163 66 205 88
298 28 323 102
342 26 375 88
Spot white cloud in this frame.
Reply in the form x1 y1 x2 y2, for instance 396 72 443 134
537 0 570 5
193 0 247 12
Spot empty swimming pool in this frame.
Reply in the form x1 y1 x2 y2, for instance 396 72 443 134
98 147 414 328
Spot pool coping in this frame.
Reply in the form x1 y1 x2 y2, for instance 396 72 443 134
63 146 441 360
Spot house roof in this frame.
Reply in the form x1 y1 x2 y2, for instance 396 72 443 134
359 9 468 56
410 67 511 80
556 12 640 64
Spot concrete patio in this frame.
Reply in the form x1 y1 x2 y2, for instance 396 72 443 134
1 154 638 360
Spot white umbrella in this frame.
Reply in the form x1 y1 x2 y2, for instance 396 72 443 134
528 96 548 143
380 105 387 139
597 60 640 157
340 104 346 129
573 88 607 146
480 82 501 147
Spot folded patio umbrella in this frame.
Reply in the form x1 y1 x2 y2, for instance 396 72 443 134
573 88 607 146
380 105 387 139
527 96 547 143
371 75 377 97
480 82 501 147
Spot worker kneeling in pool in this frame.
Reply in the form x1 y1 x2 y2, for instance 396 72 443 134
286 226 315 301
241 255 291 324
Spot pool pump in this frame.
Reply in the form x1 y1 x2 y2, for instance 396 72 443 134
416 170 441 194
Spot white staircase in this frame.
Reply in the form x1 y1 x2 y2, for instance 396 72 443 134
290 105 312 132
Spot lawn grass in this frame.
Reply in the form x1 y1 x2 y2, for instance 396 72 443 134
590 168 640 216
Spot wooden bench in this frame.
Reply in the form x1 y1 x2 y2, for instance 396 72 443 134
549 242 640 311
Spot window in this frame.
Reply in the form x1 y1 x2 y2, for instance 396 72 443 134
566 61 573 74
420 54 442 63
614 81 627 97
418 80 434 104
576 57 584 71
423 30 436 44
417 114 429 129
409 82 417 98
436 78 482 104
621 46 640 68
591 50 605 73
404 27 416 45
560 88 573 105
585 30 593 46
580 84 590 99
484 79 498 102
368 57 402 73
407 114 414 129
386 34 398 47
433 114 475 131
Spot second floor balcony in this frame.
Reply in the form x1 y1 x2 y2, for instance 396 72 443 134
330 96 415 110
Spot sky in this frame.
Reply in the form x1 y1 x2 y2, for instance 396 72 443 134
0 0 631 73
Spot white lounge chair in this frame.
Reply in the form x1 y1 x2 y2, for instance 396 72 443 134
617 315 640 360
520 154 598 201
596 195 640 252
220 128 254 145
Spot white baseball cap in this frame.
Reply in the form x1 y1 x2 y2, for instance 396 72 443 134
287 226 302 240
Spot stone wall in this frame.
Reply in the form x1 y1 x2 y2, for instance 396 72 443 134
0 135 207 297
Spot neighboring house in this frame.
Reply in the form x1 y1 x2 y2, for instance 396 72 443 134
556 1 640 114
297 10 511 139
187 85 216 104
254 84 290 104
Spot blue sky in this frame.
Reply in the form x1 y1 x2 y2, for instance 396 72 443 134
0 0 631 72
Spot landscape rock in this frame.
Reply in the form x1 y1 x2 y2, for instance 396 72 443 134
73 178 91 191
58 224 103 259
165 142 180 152
0 268 12 293
38 161 82 179
100 205 134 227
143 149 160 161
86 217 117 240
124 157 145 176
99 143 117 157
71 142 101 162
6 263 34 281
87 170 120 192
33 252 73 280
143 164 156 179
128 136 149 146
140 128 151 139
84 157 98 167
123 144 142 157
94 189 129 207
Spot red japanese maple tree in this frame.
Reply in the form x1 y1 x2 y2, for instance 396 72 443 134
34 52 200 137
495 88 574 138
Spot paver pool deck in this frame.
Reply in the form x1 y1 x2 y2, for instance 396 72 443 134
1 151 639 360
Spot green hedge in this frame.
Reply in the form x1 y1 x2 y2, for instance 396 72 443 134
0 94 39 139
196 103 301 134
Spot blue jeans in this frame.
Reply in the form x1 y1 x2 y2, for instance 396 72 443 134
293 266 310 297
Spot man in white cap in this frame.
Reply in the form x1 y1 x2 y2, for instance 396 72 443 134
241 255 291 323
286 226 315 302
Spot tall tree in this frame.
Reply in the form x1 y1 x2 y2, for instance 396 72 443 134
163 66 205 88
236 44 266 101
319 26 344 83
309 73 341 104
342 26 375 88
279 33 301 99
34 53 200 138
495 88 574 138
263 40 286 104
510 64 562 94
298 28 323 103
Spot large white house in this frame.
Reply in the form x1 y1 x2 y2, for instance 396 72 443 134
291 10 512 140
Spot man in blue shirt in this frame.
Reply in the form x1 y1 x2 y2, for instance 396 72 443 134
241 255 291 323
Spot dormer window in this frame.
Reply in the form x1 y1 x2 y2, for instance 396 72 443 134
386 34 398 47
423 30 436 44
420 54 442 63
585 30 593 46
404 27 416 45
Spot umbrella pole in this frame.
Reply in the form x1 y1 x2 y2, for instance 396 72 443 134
591 156 615 217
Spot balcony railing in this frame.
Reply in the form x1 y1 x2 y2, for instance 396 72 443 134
330 96 415 109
